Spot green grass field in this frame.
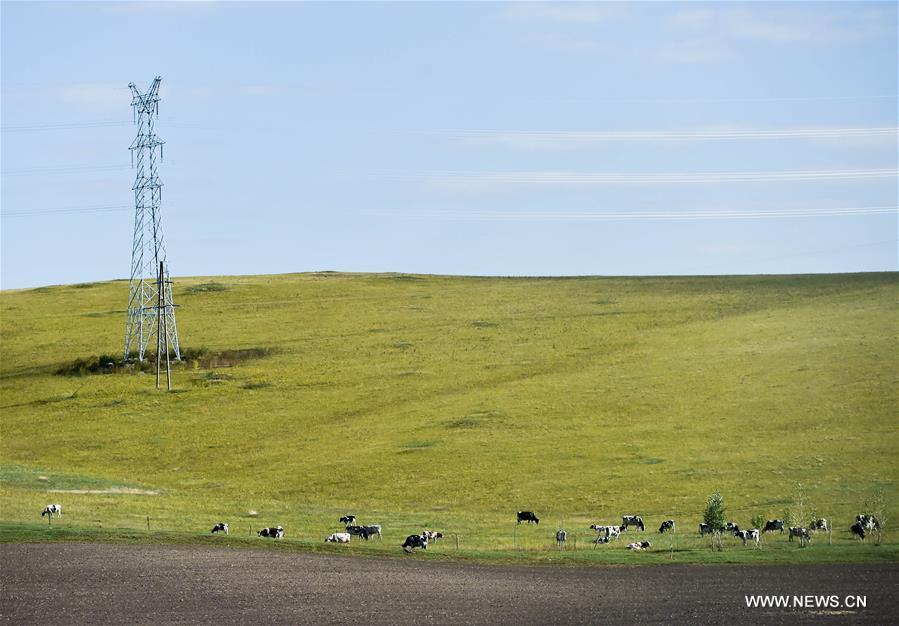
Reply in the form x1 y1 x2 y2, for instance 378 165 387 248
1 272 896 563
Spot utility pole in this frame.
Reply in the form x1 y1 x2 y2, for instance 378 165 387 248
124 76 181 363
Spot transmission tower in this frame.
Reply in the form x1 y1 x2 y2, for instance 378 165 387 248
124 76 181 362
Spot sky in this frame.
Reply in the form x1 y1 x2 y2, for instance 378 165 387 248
1 1 897 289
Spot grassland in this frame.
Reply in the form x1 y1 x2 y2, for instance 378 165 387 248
1 272 896 563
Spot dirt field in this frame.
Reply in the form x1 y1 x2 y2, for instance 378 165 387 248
1 544 896 624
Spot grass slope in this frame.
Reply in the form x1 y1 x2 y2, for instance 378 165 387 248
1 272 896 560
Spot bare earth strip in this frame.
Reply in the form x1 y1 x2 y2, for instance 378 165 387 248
1 544 896 625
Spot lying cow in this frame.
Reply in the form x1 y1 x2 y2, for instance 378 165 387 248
627 541 652 551
592 535 610 547
850 522 866 540
734 528 760 547
809 518 827 532
788 527 810 544
763 519 785 534
402 534 428 552
258 526 284 538
326 532 351 543
41 504 62 518
621 516 644 531
658 520 675 534
517 511 539 525
211 522 229 535
422 530 443 542
339 515 356 526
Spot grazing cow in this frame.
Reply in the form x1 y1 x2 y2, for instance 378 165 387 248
856 515 880 531
626 541 652 551
734 529 760 547
556 530 567 547
850 522 866 540
590 525 621 541
699 522 711 537
41 504 62 518
809 518 827 532
517 511 539 525
422 530 443 542
211 522 229 535
724 522 740 534
763 519 785 534
402 534 428 552
339 515 356 526
788 527 810 545
363 525 382 541
658 520 675 534
326 532 351 543
621 516 644 531
345 525 371 540
258 526 284 539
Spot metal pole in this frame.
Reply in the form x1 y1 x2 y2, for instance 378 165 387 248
161 264 172 391
156 262 163 388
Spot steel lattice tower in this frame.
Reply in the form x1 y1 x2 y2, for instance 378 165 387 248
124 76 181 362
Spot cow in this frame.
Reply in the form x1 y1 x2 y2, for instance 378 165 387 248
590 525 621 541
258 526 284 538
517 511 539 525
402 534 428 552
788 527 810 545
856 515 880 531
763 519 785 534
592 535 610 547
326 532 351 543
346 525 371 540
724 522 740 534
658 520 675 534
809 518 827 532
850 522 866 540
422 530 443 543
339 515 356 526
734 528 760 547
699 522 711 537
363 525 382 541
556 530 567 547
621 516 644 531
211 522 229 535
41 504 62 518
627 541 652 551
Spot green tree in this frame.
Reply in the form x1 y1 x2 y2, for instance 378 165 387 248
704 491 727 550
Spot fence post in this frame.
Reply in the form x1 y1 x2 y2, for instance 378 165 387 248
47 513 51 527
147 516 151 531
513 524 517 550
828 516 832 545
455 534 459 551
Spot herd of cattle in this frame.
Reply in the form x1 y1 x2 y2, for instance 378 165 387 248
39 504 883 552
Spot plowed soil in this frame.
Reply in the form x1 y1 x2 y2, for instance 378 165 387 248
1 544 895 624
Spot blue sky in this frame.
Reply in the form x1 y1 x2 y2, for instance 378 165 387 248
2 1 896 289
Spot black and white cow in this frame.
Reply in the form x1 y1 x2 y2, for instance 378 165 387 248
850 522 866 540
517 511 539 525
363 525 382 541
339 515 356 526
592 535 610 547
658 520 675 534
856 515 880 531
402 534 428 552
211 522 229 535
763 519 785 534
422 530 443 542
258 526 284 538
699 522 711 537
626 541 652 551
590 525 621 541
724 522 740 534
734 528 760 547
809 518 827 532
556 530 567 547
788 527 810 545
326 532 351 543
41 504 62 518
621 516 644 531
346 525 371 540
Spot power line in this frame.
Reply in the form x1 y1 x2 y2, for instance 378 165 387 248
442 127 899 143
1 164 132 177
1 204 133 218
0 120 132 132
